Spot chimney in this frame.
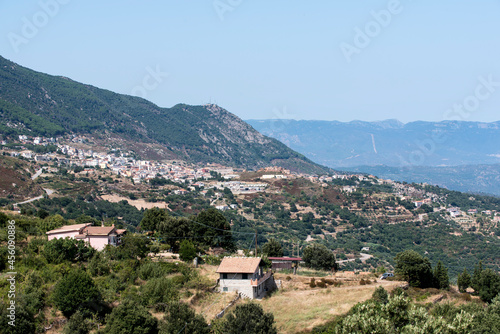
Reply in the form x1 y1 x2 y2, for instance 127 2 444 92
101 221 104 227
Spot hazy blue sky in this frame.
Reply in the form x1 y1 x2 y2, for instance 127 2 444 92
1 0 499 123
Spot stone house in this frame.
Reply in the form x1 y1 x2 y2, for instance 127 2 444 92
216 257 276 299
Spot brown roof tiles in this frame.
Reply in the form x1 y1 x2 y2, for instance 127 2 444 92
81 226 116 236
45 223 91 235
216 257 263 274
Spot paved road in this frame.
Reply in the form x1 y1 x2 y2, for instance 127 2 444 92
15 188 54 205
43 188 54 195
16 195 44 205
31 168 43 180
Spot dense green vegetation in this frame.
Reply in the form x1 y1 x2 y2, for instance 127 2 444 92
140 207 236 252
311 290 500 334
0 213 218 333
28 197 144 230
2 180 500 333
328 218 500 278
6 163 500 281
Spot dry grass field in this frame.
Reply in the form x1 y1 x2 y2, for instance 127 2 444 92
194 265 404 333
101 194 170 210
260 273 403 333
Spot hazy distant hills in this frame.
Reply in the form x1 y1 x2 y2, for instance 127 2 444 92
0 56 327 174
247 119 500 168
341 164 500 196
248 119 500 195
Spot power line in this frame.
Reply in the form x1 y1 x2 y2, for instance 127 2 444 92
157 235 237 240
167 210 255 235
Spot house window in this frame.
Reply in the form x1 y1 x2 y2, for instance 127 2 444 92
222 273 227 279
242 273 248 279
223 287 228 292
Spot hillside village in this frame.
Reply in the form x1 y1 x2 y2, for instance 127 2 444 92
2 134 500 235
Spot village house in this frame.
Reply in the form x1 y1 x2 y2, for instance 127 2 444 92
215 205 229 211
447 207 461 218
46 223 126 251
216 257 277 299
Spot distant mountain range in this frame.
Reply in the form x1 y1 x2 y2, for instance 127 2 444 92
342 164 500 196
0 56 327 174
247 119 500 196
247 119 500 168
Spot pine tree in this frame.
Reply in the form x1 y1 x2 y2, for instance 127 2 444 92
457 268 471 293
433 261 449 290
471 261 483 292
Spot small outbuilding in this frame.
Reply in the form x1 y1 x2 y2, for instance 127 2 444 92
268 257 302 271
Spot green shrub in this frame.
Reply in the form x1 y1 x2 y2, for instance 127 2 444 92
138 262 166 280
53 269 102 317
43 238 95 264
221 303 277 334
171 275 186 287
372 286 389 304
390 287 409 298
310 278 316 288
179 240 196 262
0 296 37 334
140 278 178 311
88 252 110 276
159 302 209 334
63 310 92 334
101 300 158 334
202 255 222 265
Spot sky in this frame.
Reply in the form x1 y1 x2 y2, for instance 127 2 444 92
0 0 499 123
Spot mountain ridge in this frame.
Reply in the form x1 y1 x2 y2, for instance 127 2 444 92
247 118 500 195
0 56 328 174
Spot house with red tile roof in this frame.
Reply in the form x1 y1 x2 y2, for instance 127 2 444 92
46 224 126 251
216 257 276 299
45 223 92 240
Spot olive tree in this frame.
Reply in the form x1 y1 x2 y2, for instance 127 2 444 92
302 244 337 271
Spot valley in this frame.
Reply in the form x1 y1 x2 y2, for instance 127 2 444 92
1 57 500 334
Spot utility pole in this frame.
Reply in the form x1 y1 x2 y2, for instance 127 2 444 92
255 229 258 257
